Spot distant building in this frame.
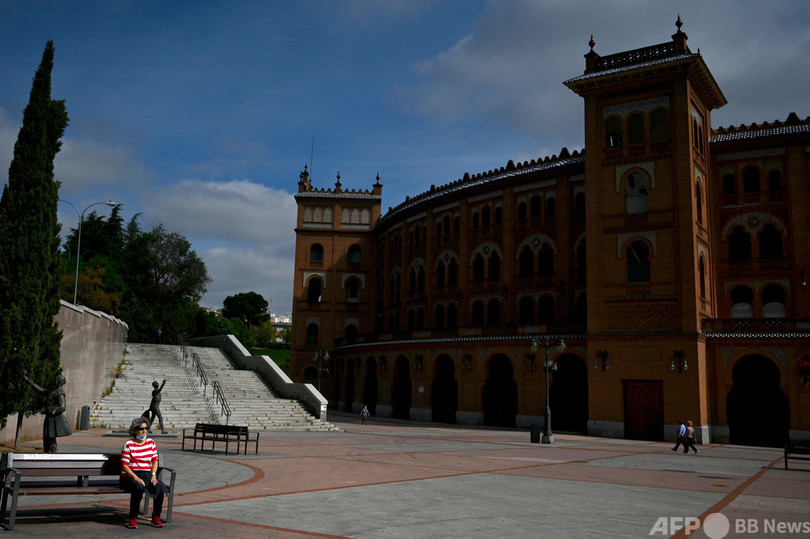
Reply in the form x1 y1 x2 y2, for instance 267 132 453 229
269 313 292 344
291 18 810 446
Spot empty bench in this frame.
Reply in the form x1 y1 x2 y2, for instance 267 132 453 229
784 440 810 470
182 423 259 455
0 452 176 531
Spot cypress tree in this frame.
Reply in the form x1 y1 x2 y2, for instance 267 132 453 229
0 41 69 431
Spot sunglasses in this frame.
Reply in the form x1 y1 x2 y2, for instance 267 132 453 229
136 427 148 431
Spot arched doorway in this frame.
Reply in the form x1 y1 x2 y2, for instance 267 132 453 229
549 353 588 433
363 357 378 415
344 358 356 412
391 356 411 419
431 355 458 423
482 354 517 427
727 354 789 447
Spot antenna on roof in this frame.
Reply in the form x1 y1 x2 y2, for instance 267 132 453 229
310 134 315 181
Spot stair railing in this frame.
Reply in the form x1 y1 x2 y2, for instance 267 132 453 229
191 352 208 396
212 380 232 425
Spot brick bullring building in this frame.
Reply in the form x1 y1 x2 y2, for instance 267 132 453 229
291 19 810 446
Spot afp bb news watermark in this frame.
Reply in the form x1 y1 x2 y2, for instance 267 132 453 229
649 513 810 537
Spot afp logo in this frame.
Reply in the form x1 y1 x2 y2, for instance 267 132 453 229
649 513 731 538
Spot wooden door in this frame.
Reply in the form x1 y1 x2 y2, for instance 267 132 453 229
623 380 664 441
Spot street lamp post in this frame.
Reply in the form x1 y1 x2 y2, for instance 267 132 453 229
313 348 330 394
58 199 118 305
531 335 565 444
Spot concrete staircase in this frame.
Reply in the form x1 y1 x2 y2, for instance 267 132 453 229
90 343 338 432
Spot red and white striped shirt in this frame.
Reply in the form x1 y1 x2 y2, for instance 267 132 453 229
121 438 158 477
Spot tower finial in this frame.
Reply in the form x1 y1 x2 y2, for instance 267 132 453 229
588 34 595 52
675 14 683 33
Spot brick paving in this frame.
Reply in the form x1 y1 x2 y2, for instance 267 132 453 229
3 413 808 538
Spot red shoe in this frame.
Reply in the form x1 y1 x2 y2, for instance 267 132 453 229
127 518 138 529
151 515 164 528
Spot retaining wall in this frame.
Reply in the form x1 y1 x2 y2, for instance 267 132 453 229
0 301 128 444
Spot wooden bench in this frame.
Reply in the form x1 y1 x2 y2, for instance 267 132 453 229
0 452 176 531
784 440 810 470
181 423 259 455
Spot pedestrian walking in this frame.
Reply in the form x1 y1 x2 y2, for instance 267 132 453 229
671 420 685 452
360 404 369 425
683 420 699 454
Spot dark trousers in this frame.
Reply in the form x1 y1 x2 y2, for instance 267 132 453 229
120 471 168 518
672 435 683 451
683 437 698 454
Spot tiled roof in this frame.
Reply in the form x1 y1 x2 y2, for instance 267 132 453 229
564 53 699 84
295 191 381 200
378 151 585 225
711 115 810 143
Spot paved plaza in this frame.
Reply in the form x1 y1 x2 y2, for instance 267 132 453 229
3 413 809 538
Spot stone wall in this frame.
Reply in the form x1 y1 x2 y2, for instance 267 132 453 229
0 301 128 444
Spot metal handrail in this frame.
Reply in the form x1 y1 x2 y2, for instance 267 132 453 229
212 381 232 424
191 352 208 395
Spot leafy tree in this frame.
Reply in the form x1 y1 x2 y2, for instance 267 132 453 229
222 291 269 327
0 41 68 431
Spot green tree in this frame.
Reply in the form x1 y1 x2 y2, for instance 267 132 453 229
0 41 69 431
222 291 269 327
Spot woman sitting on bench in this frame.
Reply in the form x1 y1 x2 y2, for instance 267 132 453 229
120 417 168 529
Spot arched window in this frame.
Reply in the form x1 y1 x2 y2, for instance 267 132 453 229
575 242 587 283
546 197 556 219
494 206 503 225
306 323 319 343
472 254 485 282
482 205 491 227
768 170 782 192
435 304 446 328
628 113 645 145
416 307 425 329
538 295 555 324
518 202 527 221
730 286 754 318
407 309 415 330
762 285 786 318
627 241 650 283
722 174 737 195
518 296 535 324
436 260 446 288
307 277 323 304
695 182 703 225
417 266 425 293
743 166 760 193
606 117 622 148
759 224 783 259
471 301 485 326
575 192 586 213
309 244 324 263
447 258 458 287
487 251 501 281
447 303 458 328
345 277 360 303
487 299 500 325
530 195 542 219
472 213 480 229
443 215 451 234
728 226 752 261
699 257 706 299
519 246 533 277
650 109 668 142
626 172 648 215
409 267 417 292
538 244 554 276
347 244 361 264
345 324 358 341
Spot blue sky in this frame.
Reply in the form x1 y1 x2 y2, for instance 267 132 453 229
1 0 808 312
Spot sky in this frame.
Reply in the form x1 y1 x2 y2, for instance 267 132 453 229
1 0 808 313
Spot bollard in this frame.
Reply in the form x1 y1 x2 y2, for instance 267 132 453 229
531 423 540 443
80 405 90 430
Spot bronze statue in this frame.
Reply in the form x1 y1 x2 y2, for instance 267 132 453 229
143 379 167 433
23 371 72 453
